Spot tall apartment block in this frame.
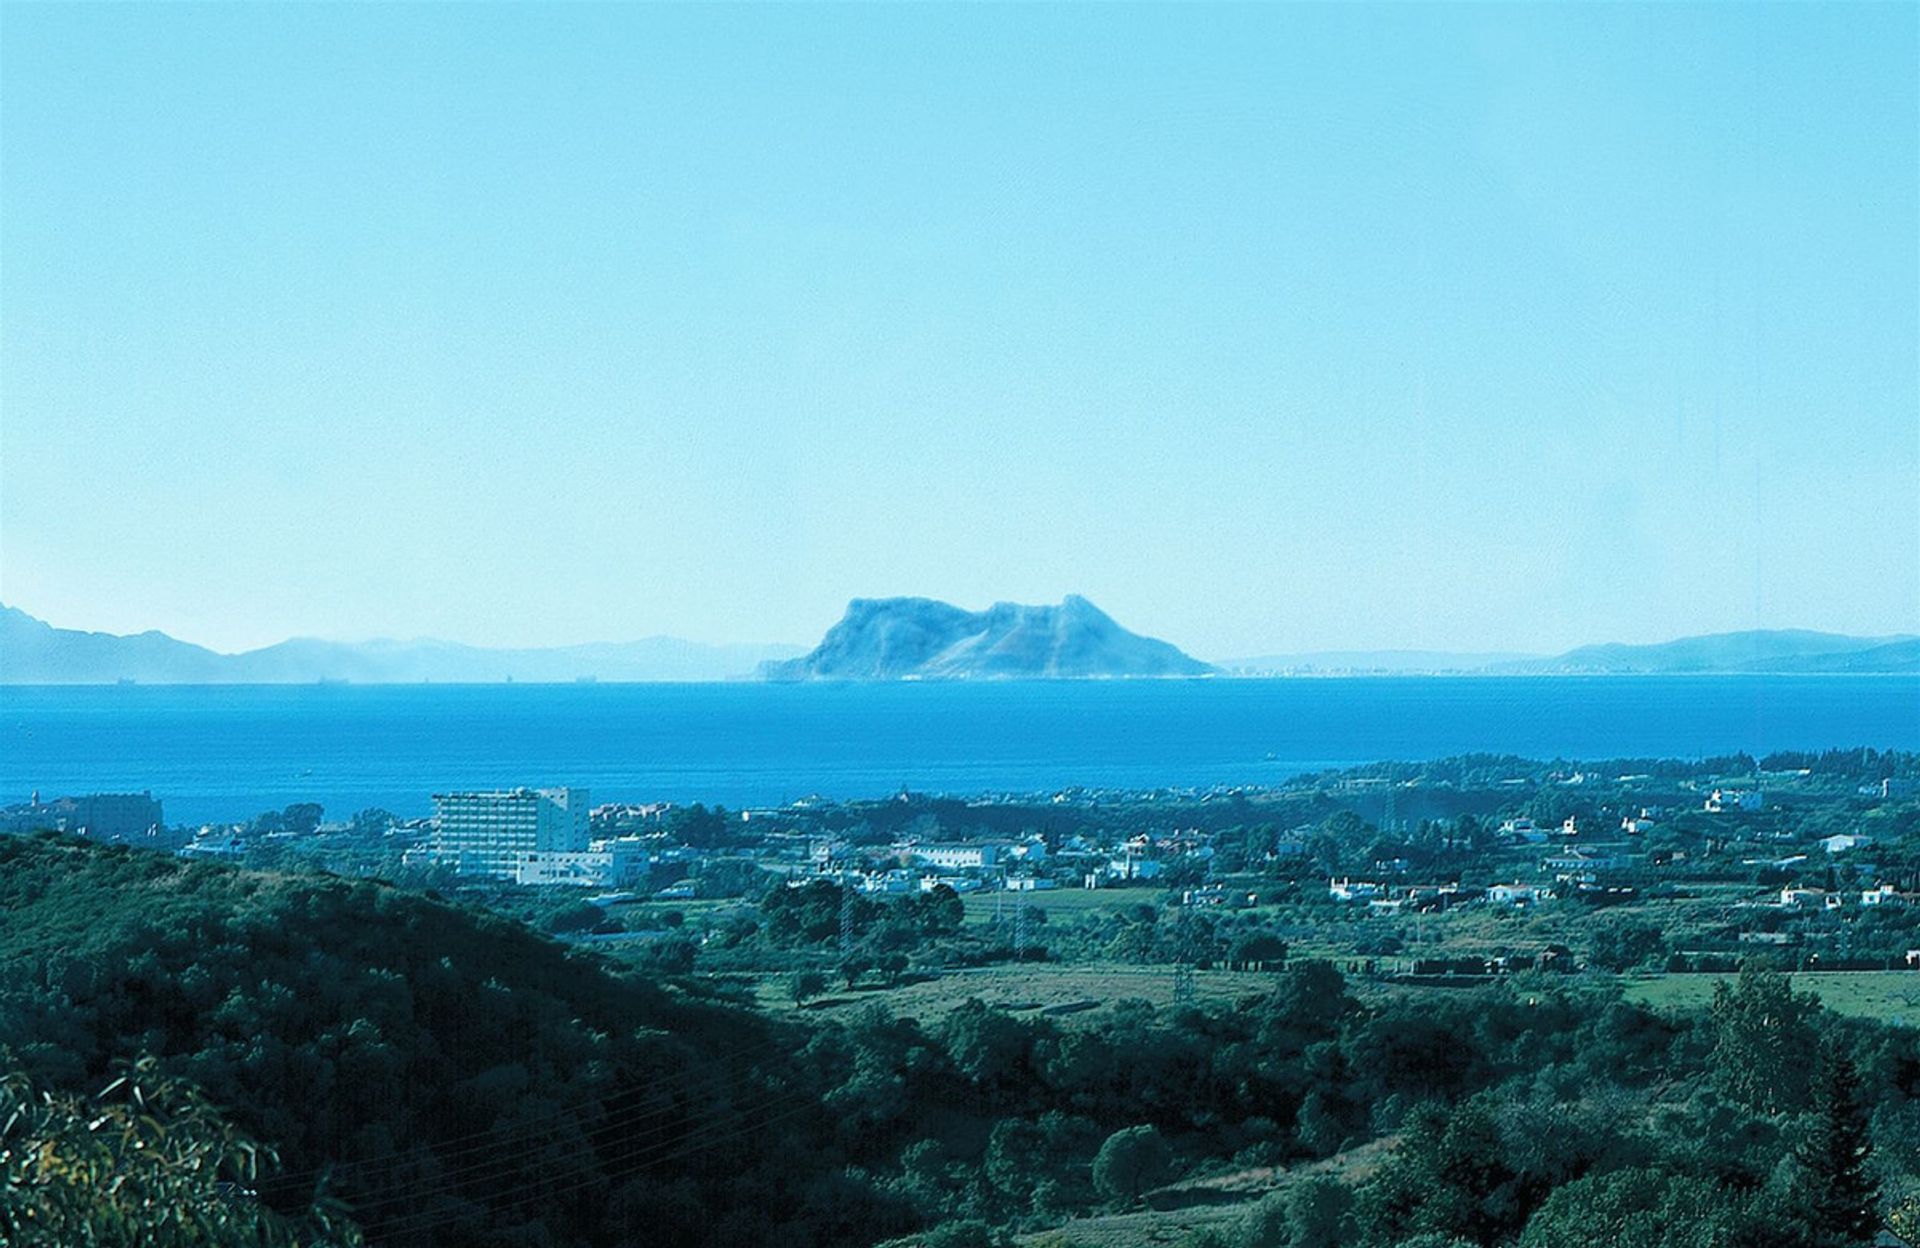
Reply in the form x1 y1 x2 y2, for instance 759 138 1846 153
430 787 590 878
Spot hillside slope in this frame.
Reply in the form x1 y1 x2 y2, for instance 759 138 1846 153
0 835 870 1247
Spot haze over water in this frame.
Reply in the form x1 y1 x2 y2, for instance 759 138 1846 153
4 677 1914 825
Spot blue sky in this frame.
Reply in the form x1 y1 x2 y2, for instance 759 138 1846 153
2 2 1915 658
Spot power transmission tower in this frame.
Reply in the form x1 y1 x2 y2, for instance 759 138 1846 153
1171 963 1196 1009
1382 784 1398 835
838 887 856 958
1012 905 1030 960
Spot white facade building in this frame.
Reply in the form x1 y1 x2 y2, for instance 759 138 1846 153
432 787 591 878
909 843 1003 871
1705 789 1765 813
513 838 649 888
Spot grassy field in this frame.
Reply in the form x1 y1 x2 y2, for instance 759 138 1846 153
961 888 1163 924
1624 970 1920 1025
1003 1137 1399 1247
754 960 1299 1022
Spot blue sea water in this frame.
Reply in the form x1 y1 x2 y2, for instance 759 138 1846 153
1 677 1915 825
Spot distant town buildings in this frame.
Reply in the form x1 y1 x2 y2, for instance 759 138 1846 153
0 791 166 841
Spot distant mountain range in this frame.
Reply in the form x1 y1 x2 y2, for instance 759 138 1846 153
1220 633 1920 676
3 602 1915 684
1489 629 1920 675
0 606 802 684
761 595 1215 681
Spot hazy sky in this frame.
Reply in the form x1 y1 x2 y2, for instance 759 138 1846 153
3 3 1916 659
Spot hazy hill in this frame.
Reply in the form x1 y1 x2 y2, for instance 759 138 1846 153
1218 649 1537 675
1494 629 1920 675
762 595 1215 680
0 605 801 684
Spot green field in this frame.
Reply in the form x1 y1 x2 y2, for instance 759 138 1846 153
961 887 1164 923
756 959 1297 1022
1624 970 1920 1025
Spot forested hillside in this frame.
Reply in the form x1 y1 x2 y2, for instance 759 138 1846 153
2 833 1916 1247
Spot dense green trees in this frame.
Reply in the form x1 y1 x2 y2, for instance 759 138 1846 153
1794 1042 1880 1246
4 834 1915 1247
0 835 879 1247
1709 964 1820 1112
1091 1125 1170 1206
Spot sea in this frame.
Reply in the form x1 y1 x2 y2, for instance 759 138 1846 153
2 677 1916 825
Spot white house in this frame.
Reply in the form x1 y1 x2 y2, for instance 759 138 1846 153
1329 878 1384 902
1861 885 1909 907
1779 886 1840 909
1499 818 1548 844
1487 882 1548 906
1705 789 1765 813
1105 854 1163 881
1819 834 1875 855
1004 875 1058 892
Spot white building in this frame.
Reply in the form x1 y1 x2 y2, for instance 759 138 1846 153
907 843 1003 871
1488 882 1548 906
920 874 983 894
1328 878 1383 902
1705 789 1765 813
1005 875 1058 891
1105 854 1162 881
1500 818 1549 845
1542 848 1636 874
1819 834 1874 855
431 787 591 878
513 837 649 888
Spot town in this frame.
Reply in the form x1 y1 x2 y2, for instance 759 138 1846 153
8 749 1919 996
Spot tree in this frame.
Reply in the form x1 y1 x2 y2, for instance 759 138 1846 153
1795 1041 1880 1245
1092 1125 1170 1207
1230 932 1288 972
788 969 828 1005
1239 1175 1353 1248
1282 1174 1355 1248
1709 963 1819 1112
0 1059 358 1247
641 934 698 974
540 898 604 933
1588 919 1664 972
348 807 395 836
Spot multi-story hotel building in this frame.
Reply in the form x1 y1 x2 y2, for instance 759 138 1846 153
430 787 590 878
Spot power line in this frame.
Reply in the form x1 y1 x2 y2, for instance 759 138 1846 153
366 1081 831 1241
263 1020 808 1196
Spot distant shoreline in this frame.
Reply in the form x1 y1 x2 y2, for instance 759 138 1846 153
5 670 1920 689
